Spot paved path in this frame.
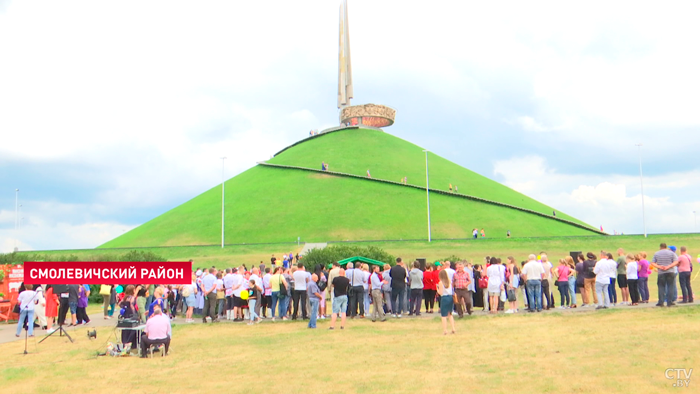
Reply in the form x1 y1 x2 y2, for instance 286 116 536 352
0 301 695 345
300 242 327 255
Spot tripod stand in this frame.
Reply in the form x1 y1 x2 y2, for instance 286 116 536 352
39 323 74 343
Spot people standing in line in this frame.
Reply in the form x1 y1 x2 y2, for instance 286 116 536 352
328 262 341 306
522 254 545 312
408 261 424 316
423 264 437 313
454 262 472 317
202 268 218 323
593 251 615 309
637 252 650 303
505 257 519 313
556 259 571 309
466 261 476 312
436 269 456 335
245 279 262 325
626 254 640 305
390 258 407 318
369 265 387 322
329 269 349 330
616 249 630 305
582 252 598 307
652 243 679 307
678 246 693 303
381 264 393 314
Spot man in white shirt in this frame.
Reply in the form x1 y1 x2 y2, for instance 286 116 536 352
231 267 245 321
540 254 554 309
223 268 235 320
292 263 309 320
522 254 545 312
262 268 272 318
593 252 617 309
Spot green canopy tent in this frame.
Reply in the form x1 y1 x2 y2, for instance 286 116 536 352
337 256 385 268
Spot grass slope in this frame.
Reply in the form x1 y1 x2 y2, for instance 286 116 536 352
101 164 593 248
270 128 589 226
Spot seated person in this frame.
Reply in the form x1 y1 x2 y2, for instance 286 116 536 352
140 305 171 358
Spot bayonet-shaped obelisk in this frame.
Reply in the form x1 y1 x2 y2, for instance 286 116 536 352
337 0 353 110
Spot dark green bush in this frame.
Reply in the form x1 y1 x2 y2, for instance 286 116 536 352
301 244 395 271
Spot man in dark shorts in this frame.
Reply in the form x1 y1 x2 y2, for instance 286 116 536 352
329 269 350 330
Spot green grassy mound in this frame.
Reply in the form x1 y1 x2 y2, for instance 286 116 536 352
102 128 598 248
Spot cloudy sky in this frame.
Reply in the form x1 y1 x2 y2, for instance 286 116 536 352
2 0 699 252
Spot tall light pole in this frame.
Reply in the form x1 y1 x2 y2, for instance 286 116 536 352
18 205 22 230
635 144 647 238
14 189 19 250
423 150 431 242
221 157 227 248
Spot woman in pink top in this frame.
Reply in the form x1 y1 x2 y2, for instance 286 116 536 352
678 246 693 303
636 253 651 303
556 259 571 308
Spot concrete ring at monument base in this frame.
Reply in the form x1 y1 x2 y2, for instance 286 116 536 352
340 104 396 127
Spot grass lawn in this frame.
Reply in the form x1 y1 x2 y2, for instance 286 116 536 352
2 306 699 393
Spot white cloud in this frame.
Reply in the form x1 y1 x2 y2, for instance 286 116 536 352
494 155 700 234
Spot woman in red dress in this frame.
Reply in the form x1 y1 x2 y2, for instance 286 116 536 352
44 285 59 332
45 285 58 333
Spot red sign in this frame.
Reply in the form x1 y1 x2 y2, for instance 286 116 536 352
23 262 192 285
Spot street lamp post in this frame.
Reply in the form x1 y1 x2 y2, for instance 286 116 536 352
423 150 431 242
635 144 647 238
221 157 227 248
14 189 19 250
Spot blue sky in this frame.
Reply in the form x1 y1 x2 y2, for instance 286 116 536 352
2 0 700 251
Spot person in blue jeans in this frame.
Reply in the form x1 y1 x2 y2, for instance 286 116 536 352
307 274 322 328
15 287 38 337
522 254 545 312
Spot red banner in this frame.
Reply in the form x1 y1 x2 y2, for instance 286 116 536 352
23 262 192 285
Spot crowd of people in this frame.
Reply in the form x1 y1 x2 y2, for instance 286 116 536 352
12 242 694 341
